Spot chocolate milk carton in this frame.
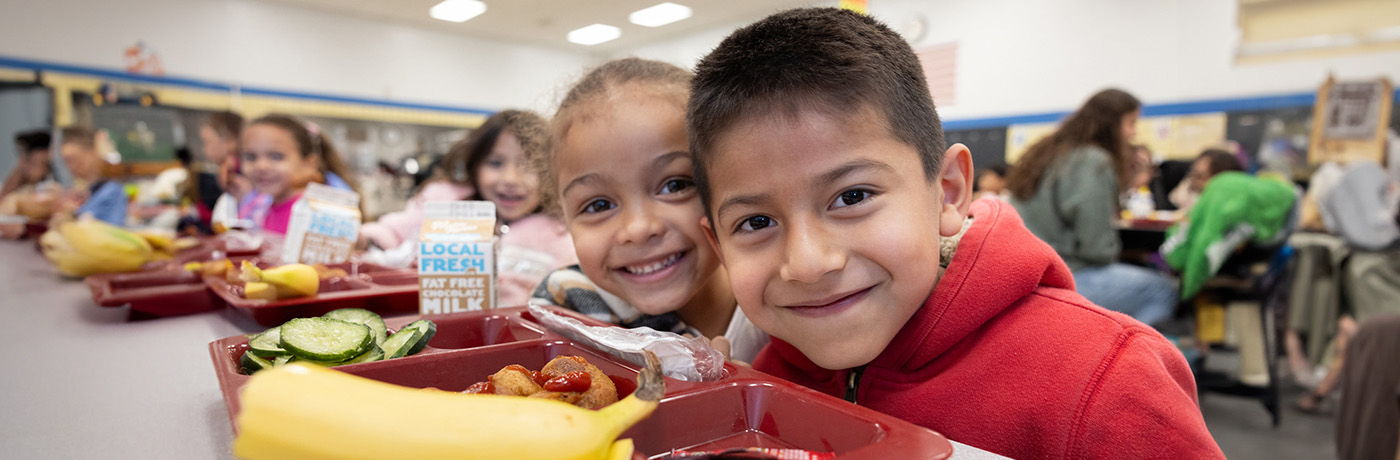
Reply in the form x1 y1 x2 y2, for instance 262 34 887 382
282 182 361 264
418 201 496 314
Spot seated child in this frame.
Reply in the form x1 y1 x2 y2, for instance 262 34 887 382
237 114 358 235
363 110 576 307
1 130 55 238
687 8 1222 459
55 127 127 226
531 58 768 363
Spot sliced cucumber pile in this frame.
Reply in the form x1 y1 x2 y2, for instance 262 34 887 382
239 308 436 375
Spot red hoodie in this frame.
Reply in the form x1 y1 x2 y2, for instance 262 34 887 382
753 200 1223 459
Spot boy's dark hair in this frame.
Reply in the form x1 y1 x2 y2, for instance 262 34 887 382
14 130 51 155
1196 148 1243 176
688 7 946 215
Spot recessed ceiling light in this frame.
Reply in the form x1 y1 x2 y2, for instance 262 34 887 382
629 2 692 27
430 0 486 23
567 24 622 46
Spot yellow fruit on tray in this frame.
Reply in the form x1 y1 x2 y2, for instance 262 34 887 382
238 261 320 300
39 216 154 277
233 352 665 460
244 282 278 300
134 230 175 253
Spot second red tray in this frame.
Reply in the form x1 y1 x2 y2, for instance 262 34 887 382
206 261 421 326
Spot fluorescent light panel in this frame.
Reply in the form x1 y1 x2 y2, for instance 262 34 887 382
567 24 621 46
629 2 692 27
430 0 486 23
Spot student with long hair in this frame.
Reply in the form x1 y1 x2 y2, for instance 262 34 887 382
237 114 358 235
1007 89 1177 327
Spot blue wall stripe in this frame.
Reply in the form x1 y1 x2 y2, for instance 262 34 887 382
944 90 1397 131
0 54 495 116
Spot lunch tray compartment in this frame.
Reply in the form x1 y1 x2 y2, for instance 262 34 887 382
206 261 420 326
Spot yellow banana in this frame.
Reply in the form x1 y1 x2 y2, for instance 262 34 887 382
134 230 176 254
244 282 278 300
39 217 153 277
234 352 664 460
59 217 152 260
260 264 320 298
238 261 320 299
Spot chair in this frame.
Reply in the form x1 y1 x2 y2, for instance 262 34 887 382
1192 242 1294 427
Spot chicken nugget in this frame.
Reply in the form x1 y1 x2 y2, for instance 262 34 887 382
488 365 543 397
541 355 617 409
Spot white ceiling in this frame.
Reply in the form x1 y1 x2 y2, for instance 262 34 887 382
259 0 824 53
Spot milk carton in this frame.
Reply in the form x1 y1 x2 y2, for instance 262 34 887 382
282 182 361 264
418 201 496 314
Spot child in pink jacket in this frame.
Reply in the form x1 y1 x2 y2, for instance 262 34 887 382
361 110 576 306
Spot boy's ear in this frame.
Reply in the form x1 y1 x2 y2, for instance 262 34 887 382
700 216 726 265
938 143 975 238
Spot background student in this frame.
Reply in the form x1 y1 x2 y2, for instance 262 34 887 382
1006 89 1178 327
236 114 358 235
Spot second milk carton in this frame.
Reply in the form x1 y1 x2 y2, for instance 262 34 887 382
282 183 361 264
418 201 496 314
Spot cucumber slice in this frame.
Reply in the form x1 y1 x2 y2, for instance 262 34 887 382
273 356 292 366
279 317 373 362
337 345 384 366
248 326 290 357
323 308 388 347
289 345 382 367
399 320 437 355
381 329 421 360
240 351 274 375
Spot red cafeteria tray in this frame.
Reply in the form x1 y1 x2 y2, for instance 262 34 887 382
208 307 954 459
86 270 221 318
205 261 420 326
83 236 265 318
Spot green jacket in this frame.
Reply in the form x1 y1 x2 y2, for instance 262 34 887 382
1162 172 1296 298
1010 145 1120 271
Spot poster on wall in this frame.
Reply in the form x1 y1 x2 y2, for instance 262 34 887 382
1308 77 1393 166
1321 81 1385 140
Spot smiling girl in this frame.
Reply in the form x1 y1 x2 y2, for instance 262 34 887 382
237 114 358 235
530 58 767 363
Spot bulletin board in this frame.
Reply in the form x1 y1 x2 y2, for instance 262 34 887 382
1136 113 1228 161
1005 122 1057 164
1006 113 1227 164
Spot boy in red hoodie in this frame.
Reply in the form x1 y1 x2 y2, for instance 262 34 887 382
688 8 1223 459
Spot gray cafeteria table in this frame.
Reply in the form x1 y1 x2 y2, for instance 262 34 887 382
0 241 1006 460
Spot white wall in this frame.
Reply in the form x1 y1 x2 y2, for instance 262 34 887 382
617 0 1400 121
0 0 598 113
7 0 1398 121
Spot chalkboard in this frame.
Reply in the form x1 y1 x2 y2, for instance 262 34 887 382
91 105 179 163
945 127 1008 173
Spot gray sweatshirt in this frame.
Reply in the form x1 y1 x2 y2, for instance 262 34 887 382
1010 145 1121 271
